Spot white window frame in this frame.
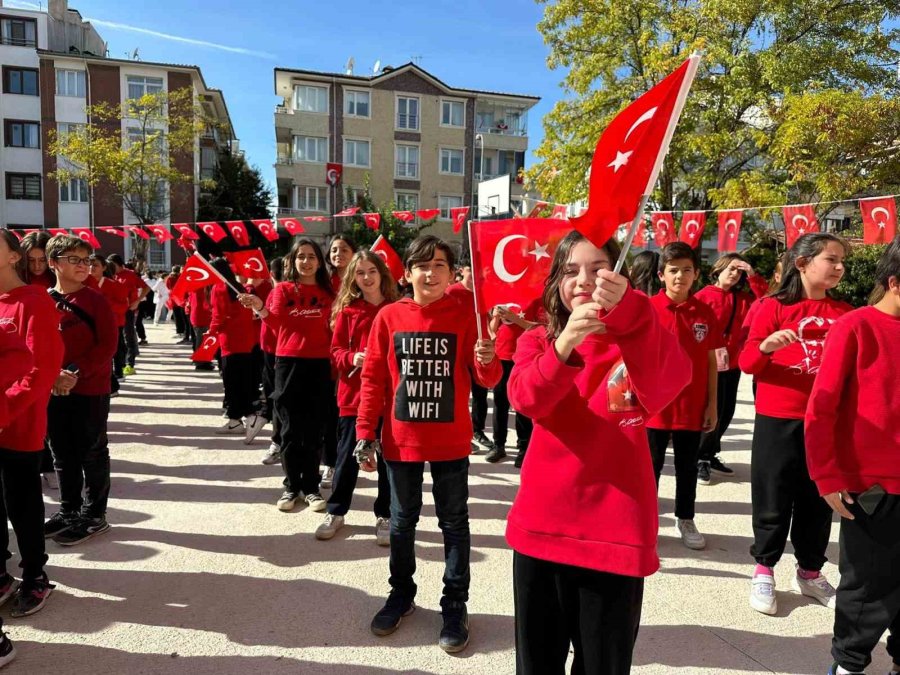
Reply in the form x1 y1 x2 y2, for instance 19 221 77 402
292 135 328 163
440 99 465 128
293 84 328 114
57 122 84 138
59 177 88 203
55 69 86 97
395 95 420 131
395 143 420 179
126 75 164 100
295 185 328 212
346 186 366 205
438 195 464 220
394 191 419 213
344 89 370 118
439 147 465 175
1 17 37 48
343 137 371 168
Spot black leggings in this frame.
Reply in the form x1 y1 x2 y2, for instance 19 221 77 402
698 368 741 461
493 359 534 449
647 428 701 520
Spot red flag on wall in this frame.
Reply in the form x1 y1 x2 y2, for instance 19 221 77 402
72 228 101 248
171 254 217 301
145 224 174 244
679 211 706 248
451 207 469 234
392 211 415 223
99 226 128 238
370 235 405 283
363 213 380 231
197 221 228 243
172 223 199 240
651 212 676 247
550 204 568 220
416 209 440 221
782 204 820 248
251 219 279 242
717 210 743 252
225 220 250 246
280 218 304 235
191 332 219 362
325 163 342 186
225 248 270 280
859 196 897 244
125 225 150 239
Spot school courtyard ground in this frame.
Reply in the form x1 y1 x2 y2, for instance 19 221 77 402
5 324 891 674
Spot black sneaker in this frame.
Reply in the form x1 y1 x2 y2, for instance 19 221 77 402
0 631 15 668
472 431 493 449
514 446 527 468
52 516 110 546
697 461 711 486
10 574 53 618
439 600 470 653
485 445 506 463
370 593 415 636
710 456 735 476
44 511 78 539
0 574 18 608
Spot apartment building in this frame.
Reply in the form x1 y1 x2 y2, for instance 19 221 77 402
273 62 539 239
0 0 236 268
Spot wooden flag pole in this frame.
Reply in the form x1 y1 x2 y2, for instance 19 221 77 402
467 220 484 342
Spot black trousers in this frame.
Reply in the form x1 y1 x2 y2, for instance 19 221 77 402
326 416 390 518
647 428 701 520
698 368 741 462
135 310 146 342
47 393 111 519
471 379 488 433
221 352 259 421
832 494 900 672
274 357 329 495
322 381 338 467
750 414 832 570
493 359 533 449
0 449 47 581
173 305 186 335
114 327 126 378
262 351 280 446
513 551 643 675
123 309 138 366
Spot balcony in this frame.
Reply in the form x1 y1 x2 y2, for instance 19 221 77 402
275 104 294 115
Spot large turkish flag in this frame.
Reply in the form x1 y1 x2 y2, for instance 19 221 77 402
859 196 897 245
171 254 217 302
782 204 819 248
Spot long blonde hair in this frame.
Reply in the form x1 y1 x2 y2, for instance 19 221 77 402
330 250 398 327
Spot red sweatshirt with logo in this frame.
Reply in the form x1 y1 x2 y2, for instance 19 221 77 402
0 330 32 431
694 284 757 368
506 287 692 577
55 286 118 396
209 283 258 357
331 298 390 416
0 285 64 452
739 296 852 419
356 294 502 461
263 282 333 359
805 306 900 495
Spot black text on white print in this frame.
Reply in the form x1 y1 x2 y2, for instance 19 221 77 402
393 332 456 422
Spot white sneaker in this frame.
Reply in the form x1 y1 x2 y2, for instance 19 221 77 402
375 517 390 547
42 472 58 490
276 491 300 512
216 419 244 435
792 568 837 609
305 493 327 512
750 572 778 615
315 514 344 540
321 466 335 489
261 443 281 465
677 518 706 550
243 413 267 444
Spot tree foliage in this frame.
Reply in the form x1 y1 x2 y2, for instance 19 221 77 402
197 152 271 222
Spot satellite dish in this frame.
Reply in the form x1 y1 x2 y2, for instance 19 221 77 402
373 59 381 74
345 57 355 75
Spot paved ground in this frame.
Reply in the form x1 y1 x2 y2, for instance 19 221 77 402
4 324 892 674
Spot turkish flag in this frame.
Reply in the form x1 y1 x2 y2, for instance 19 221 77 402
782 204 820 248
172 223 199 240
48 228 68 237
304 216 330 223
326 163 342 186
570 55 700 248
251 219 279 242
225 248 270 280
191 332 219 363
860 196 897 244
280 217 305 235
632 217 648 248
417 209 440 221
527 201 549 218
717 210 743 252
451 207 469 234
550 204 568 220
72 228 101 248
99 226 128 238
145 224 174 244
175 236 194 252
335 206 360 218
197 221 228 243
370 235 405 283
679 211 706 248
470 218 570 320
125 225 150 239
651 212 676 247
363 213 381 231
225 220 250 247
171 254 217 301
392 211 415 223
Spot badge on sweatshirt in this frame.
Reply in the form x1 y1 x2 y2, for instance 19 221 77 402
790 316 835 375
692 322 709 343
606 359 640 414
393 332 457 423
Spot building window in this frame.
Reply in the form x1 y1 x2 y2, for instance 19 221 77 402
126 75 164 100
296 186 328 212
292 135 327 163
440 148 464 175
293 85 328 113
4 120 40 148
346 187 366 206
345 90 370 117
441 100 464 127
438 195 464 219
59 177 88 203
55 69 86 97
343 139 370 168
474 150 494 179
200 147 217 180
397 96 419 130
396 145 419 178
395 192 418 212
57 122 84 138
5 173 41 200
1 17 37 47
2 67 38 96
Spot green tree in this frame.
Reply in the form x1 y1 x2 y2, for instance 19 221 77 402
197 151 271 221
834 242 887 307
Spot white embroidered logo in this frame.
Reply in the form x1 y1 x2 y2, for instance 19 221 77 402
789 316 835 374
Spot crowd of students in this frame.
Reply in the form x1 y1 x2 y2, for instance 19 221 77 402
0 224 897 675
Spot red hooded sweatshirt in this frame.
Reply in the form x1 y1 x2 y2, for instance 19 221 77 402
55 286 118 395
209 283 258 357
263 282 333 359
506 287 692 577
0 285 64 451
805 306 900 496
0 329 33 431
739 296 852 419
331 298 390 416
356 294 502 462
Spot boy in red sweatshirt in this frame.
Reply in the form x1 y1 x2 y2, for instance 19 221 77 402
354 235 501 653
646 242 720 551
806 236 900 675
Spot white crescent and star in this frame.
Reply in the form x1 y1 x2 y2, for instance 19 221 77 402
527 241 550 262
725 218 738 238
202 336 216 350
792 213 809 234
494 234 528 283
684 219 700 238
871 206 890 227
243 258 264 272
608 106 658 173
185 268 210 282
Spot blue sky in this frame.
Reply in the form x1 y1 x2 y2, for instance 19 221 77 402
10 0 563 196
